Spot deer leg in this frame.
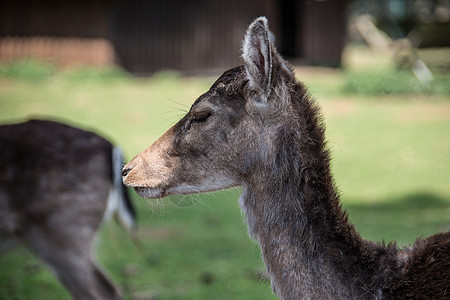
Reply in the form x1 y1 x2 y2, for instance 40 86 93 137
25 227 121 300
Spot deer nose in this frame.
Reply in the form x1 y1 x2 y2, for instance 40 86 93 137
122 166 132 178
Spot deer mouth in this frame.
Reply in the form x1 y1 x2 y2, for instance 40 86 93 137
131 177 239 199
134 187 167 199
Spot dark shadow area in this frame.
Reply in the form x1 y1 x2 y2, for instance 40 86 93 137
343 192 450 245
345 192 449 211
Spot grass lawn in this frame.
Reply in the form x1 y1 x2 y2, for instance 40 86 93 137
0 48 449 299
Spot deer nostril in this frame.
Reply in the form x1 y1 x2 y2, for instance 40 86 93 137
122 167 132 177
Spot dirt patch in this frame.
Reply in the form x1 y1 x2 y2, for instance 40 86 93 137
139 226 184 241
395 103 450 123
293 66 342 83
322 99 358 117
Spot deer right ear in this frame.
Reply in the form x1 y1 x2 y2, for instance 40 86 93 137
242 17 273 105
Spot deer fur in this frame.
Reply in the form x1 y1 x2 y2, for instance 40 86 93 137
0 119 136 300
122 17 450 299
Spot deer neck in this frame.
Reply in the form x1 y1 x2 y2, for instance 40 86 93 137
238 101 382 299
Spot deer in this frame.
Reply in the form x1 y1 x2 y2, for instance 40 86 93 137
0 119 137 300
122 17 450 299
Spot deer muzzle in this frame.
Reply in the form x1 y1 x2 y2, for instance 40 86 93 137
122 131 176 199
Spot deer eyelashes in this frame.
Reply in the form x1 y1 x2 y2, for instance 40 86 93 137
190 111 212 124
182 110 212 132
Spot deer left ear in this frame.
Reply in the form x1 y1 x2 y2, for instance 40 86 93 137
242 17 273 105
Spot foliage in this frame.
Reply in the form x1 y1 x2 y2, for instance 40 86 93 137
2 56 449 96
0 59 56 81
62 66 130 83
0 59 130 83
343 69 450 95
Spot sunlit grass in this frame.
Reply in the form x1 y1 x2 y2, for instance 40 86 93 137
0 52 449 299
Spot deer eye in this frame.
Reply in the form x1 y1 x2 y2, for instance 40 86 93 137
191 111 212 124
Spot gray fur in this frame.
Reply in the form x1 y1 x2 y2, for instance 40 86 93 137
0 119 136 300
123 17 449 300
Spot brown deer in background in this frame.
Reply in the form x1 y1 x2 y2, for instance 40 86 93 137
122 17 450 299
0 119 136 300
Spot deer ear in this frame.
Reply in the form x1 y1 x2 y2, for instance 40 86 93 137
242 17 273 104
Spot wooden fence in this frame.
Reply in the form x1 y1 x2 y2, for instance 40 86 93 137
0 0 346 74
111 0 279 74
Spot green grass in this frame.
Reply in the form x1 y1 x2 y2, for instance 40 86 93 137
0 59 56 81
343 70 450 95
0 55 449 299
340 44 450 95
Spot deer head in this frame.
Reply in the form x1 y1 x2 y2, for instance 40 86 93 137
122 17 300 199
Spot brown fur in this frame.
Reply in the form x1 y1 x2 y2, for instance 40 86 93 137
123 17 450 299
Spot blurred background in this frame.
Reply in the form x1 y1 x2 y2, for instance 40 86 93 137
0 0 449 299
